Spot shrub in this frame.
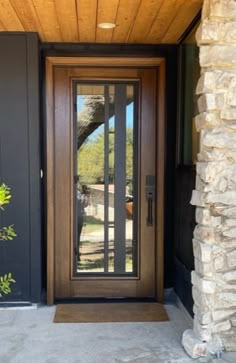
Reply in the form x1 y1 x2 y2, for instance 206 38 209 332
0 183 16 297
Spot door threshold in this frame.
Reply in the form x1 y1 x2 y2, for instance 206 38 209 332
55 297 157 304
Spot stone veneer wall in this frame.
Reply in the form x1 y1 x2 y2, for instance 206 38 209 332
182 0 236 359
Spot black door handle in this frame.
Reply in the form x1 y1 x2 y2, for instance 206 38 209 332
145 175 155 227
147 194 153 226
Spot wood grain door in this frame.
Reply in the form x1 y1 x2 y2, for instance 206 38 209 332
46 59 165 302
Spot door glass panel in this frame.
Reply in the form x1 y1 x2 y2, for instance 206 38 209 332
74 82 137 276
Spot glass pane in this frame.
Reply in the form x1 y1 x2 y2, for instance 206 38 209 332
74 82 136 276
126 85 134 273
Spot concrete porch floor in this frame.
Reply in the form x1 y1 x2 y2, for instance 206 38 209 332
0 298 235 363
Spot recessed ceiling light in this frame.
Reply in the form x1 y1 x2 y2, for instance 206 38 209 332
98 23 116 29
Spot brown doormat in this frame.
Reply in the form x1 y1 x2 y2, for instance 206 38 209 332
54 303 169 323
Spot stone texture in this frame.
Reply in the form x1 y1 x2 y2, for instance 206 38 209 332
202 128 236 150
193 225 216 244
183 0 236 356
231 316 236 326
221 107 236 120
217 206 236 217
198 148 236 163
209 0 236 19
221 120 236 131
196 207 221 226
223 219 236 227
227 250 236 268
197 161 225 183
182 329 208 358
220 240 236 250
191 271 216 294
196 21 220 44
227 79 236 106
192 286 215 311
216 291 236 308
213 250 227 272
221 328 236 351
216 283 236 294
191 190 207 207
193 239 212 263
222 227 236 238
196 71 236 95
212 320 231 333
206 191 236 206
224 271 236 283
197 20 236 44
198 93 225 112
195 112 221 130
196 72 218 94
193 305 213 324
193 318 212 341
196 161 236 193
195 257 214 277
200 45 236 67
212 309 235 322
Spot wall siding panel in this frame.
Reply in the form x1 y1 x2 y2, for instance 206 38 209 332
174 165 196 315
0 33 42 303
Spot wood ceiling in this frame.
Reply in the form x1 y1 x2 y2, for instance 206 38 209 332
0 0 203 44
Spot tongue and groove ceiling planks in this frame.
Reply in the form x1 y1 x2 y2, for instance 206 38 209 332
0 0 202 43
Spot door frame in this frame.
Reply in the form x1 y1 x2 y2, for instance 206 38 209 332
46 56 165 304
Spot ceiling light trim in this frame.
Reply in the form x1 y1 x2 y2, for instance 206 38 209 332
98 22 116 29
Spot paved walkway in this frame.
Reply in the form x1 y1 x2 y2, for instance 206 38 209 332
0 300 235 363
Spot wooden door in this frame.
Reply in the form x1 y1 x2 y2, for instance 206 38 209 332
46 58 165 302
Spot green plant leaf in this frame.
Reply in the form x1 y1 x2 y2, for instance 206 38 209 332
0 183 16 297
0 272 15 295
0 183 11 209
0 225 17 241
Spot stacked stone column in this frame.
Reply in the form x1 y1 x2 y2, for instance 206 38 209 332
182 0 236 358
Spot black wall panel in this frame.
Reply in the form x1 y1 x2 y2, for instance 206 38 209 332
0 33 42 303
174 165 196 315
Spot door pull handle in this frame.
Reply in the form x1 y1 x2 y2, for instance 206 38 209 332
145 175 155 227
147 193 153 226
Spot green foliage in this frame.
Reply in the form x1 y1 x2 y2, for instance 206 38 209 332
78 131 105 184
0 183 16 297
0 183 11 209
0 273 15 297
0 183 16 242
78 127 134 185
0 225 17 241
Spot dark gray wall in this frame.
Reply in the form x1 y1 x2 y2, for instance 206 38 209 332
173 43 200 316
0 33 42 303
174 166 195 316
